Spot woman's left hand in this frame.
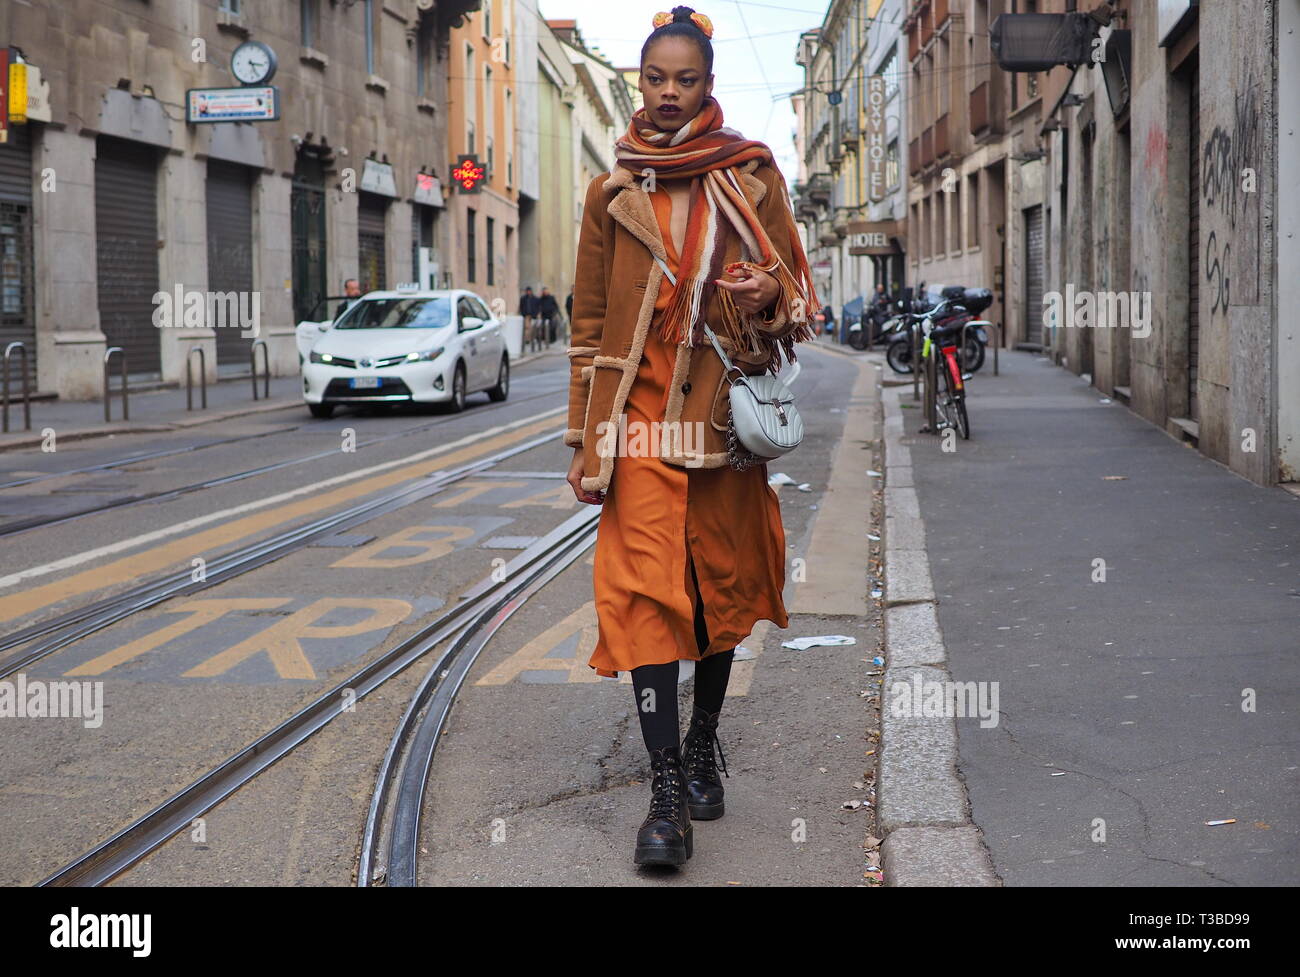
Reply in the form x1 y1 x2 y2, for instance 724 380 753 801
715 263 780 315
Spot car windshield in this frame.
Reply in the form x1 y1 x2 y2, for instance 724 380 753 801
335 297 452 329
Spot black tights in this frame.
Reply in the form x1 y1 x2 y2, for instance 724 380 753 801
630 566 735 754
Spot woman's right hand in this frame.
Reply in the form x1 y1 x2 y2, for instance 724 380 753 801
567 446 604 505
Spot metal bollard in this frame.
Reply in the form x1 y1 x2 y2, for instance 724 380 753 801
104 347 128 422
992 321 1001 376
250 340 270 401
911 321 921 402
2 341 32 433
186 346 207 411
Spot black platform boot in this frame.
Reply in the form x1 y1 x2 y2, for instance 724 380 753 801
633 745 693 866
682 705 729 820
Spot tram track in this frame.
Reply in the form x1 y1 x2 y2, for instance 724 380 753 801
0 423 563 679
358 510 600 886
36 507 600 887
0 387 559 538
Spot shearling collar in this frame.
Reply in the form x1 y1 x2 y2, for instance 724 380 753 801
602 158 768 265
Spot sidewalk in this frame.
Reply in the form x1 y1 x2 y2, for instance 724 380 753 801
881 350 1299 885
0 347 563 453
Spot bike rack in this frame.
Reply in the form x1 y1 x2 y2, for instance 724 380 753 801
104 347 128 422
911 320 922 403
2 341 32 433
923 340 939 434
961 320 1001 377
250 340 270 401
186 346 207 411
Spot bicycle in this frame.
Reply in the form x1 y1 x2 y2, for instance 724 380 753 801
903 299 971 440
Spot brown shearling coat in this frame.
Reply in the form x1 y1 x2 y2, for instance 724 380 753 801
565 158 808 493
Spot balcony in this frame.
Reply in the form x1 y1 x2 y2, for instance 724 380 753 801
909 137 921 176
920 126 933 168
807 174 832 205
969 81 989 134
934 113 949 160
841 121 859 151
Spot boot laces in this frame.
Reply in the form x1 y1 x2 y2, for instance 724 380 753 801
684 715 729 780
647 753 686 821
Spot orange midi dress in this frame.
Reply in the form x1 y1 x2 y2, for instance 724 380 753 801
587 183 790 678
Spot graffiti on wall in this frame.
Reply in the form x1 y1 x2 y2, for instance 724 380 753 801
1201 79 1263 312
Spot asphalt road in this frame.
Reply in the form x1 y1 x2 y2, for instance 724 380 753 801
0 341 885 886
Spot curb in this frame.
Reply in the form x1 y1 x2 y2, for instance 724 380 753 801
0 348 565 453
877 384 1000 886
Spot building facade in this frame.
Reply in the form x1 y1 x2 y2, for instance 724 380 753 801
793 0 910 326
446 0 520 318
1033 0 1295 486
0 0 481 397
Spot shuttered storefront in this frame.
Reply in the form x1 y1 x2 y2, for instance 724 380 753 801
0 124 36 382
357 193 387 293
206 160 255 368
1187 62 1201 421
95 137 161 376
1023 204 1044 345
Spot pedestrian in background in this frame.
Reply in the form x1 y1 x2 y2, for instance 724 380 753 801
519 286 540 352
335 278 362 320
564 5 819 869
538 286 561 346
820 303 835 341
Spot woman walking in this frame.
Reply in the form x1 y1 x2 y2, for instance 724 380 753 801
564 6 819 867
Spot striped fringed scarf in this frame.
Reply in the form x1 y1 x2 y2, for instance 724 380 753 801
613 95 819 373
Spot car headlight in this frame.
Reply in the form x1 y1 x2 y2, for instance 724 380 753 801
406 346 444 362
310 351 334 364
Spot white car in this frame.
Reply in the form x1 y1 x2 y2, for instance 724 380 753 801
300 288 509 418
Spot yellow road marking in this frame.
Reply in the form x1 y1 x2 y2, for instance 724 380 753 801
183 597 412 679
64 598 292 677
0 417 560 624
431 479 526 508
475 601 603 685
331 525 475 569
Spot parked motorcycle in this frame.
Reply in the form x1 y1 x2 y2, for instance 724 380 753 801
884 286 993 374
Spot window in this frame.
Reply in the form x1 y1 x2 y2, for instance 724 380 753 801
912 202 922 259
501 87 512 175
335 296 451 330
486 216 495 286
467 120 475 155
470 296 491 320
457 296 478 325
220 0 241 13
967 172 980 248
487 138 494 181
941 192 951 255
878 47 899 100
364 0 376 76
300 0 317 46
466 208 476 282
465 45 476 146
951 179 961 253
886 139 899 190
484 2 491 39
416 16 433 96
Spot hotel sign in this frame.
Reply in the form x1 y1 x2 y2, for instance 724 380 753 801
866 74 887 202
847 220 904 256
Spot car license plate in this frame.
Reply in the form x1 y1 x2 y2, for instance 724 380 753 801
350 376 381 389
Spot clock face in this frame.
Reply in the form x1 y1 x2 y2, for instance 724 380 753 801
231 41 276 86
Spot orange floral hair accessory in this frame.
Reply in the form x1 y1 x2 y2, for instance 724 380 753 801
652 10 715 38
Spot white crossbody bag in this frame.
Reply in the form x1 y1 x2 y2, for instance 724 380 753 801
654 255 803 470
